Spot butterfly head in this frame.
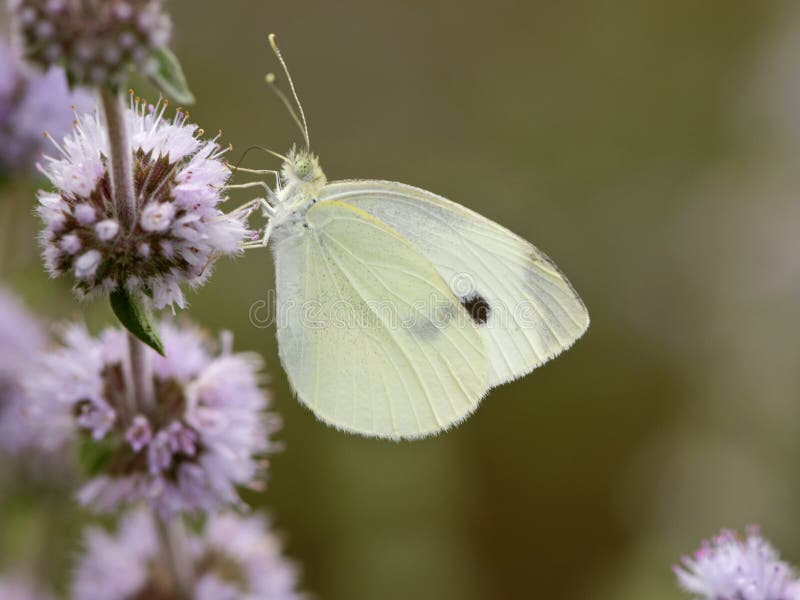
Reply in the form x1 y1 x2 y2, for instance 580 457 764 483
281 147 327 195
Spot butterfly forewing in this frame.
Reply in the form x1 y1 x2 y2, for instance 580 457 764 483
319 180 590 388
272 200 489 439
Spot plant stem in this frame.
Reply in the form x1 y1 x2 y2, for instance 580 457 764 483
126 330 154 415
99 90 154 415
99 89 137 230
156 516 194 599
100 87 193 596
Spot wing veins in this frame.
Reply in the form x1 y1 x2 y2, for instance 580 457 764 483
394 199 544 359
407 202 576 345
308 230 350 418
318 233 447 427
387 194 587 331
321 230 486 380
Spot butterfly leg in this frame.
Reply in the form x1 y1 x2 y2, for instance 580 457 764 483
231 197 276 219
241 219 273 249
230 166 280 175
226 166 282 191
218 180 279 208
219 180 276 195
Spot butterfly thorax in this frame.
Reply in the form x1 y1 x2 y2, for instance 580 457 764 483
271 148 327 230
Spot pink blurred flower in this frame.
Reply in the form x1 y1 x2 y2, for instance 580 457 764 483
0 287 47 453
674 527 800 600
73 508 304 600
0 38 92 175
0 575 52 600
10 0 171 87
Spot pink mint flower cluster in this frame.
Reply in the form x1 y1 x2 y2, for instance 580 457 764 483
25 320 279 516
37 98 248 308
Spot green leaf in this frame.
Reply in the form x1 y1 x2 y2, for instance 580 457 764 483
77 436 119 477
148 47 195 105
109 288 165 356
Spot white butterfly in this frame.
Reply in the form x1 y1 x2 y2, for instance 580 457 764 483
231 35 589 440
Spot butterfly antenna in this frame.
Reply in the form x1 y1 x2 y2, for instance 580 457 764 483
268 33 311 150
255 145 290 162
264 73 306 143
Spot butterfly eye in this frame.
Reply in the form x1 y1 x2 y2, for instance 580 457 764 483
292 159 316 181
295 160 311 179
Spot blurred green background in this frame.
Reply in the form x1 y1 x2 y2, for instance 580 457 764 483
3 0 800 598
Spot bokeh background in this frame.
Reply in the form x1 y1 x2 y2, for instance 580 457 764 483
3 0 800 598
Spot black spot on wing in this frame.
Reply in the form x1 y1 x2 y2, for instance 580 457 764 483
460 294 490 325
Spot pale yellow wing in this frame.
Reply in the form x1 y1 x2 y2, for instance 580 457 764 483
320 180 589 387
272 200 489 439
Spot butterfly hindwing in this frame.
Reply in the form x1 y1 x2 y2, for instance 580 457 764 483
272 199 489 439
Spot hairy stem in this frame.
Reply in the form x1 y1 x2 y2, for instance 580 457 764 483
126 330 154 414
100 90 154 415
156 516 194 599
100 87 193 595
99 89 136 230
